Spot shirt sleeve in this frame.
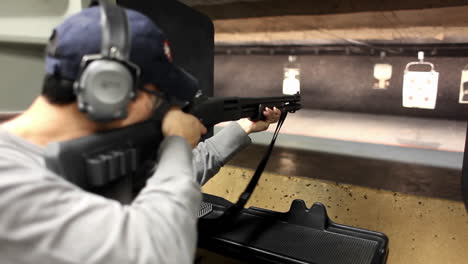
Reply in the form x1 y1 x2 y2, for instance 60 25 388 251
192 121 252 185
0 136 201 264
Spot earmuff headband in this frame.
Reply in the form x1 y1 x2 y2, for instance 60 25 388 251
100 1 130 60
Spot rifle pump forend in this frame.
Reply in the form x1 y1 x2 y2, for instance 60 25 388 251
188 93 301 127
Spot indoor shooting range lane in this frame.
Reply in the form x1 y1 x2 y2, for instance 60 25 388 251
216 109 465 201
204 109 468 264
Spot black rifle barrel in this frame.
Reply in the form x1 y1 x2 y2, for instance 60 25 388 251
189 94 302 127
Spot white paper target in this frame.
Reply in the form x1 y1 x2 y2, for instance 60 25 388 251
283 68 300 95
402 71 439 109
459 70 468 104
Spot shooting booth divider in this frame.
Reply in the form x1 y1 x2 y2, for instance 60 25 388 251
463 131 468 211
115 1 389 263
118 0 214 98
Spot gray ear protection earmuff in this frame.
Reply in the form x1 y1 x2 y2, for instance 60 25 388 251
74 1 141 122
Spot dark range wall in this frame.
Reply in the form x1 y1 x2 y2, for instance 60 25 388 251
192 0 468 19
118 0 214 96
215 54 468 120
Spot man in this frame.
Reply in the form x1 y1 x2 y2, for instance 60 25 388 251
0 6 280 264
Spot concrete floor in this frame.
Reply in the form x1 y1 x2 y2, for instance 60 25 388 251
256 109 466 152
201 166 468 264
216 109 466 169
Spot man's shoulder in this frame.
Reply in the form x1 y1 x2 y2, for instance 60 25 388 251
0 128 46 173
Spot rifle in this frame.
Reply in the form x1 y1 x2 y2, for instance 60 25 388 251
44 94 301 192
189 93 301 126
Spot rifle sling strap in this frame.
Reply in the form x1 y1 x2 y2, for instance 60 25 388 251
219 111 288 220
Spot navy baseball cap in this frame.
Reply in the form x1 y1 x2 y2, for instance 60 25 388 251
45 6 199 102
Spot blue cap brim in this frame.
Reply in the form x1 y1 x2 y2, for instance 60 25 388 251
147 62 200 102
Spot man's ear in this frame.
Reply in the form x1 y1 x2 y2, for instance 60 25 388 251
128 89 149 111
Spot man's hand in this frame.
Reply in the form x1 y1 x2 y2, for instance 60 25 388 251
237 107 282 134
162 107 207 148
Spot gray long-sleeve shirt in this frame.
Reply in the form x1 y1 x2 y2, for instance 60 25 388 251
0 122 251 264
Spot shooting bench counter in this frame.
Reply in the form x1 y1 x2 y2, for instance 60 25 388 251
198 194 389 264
